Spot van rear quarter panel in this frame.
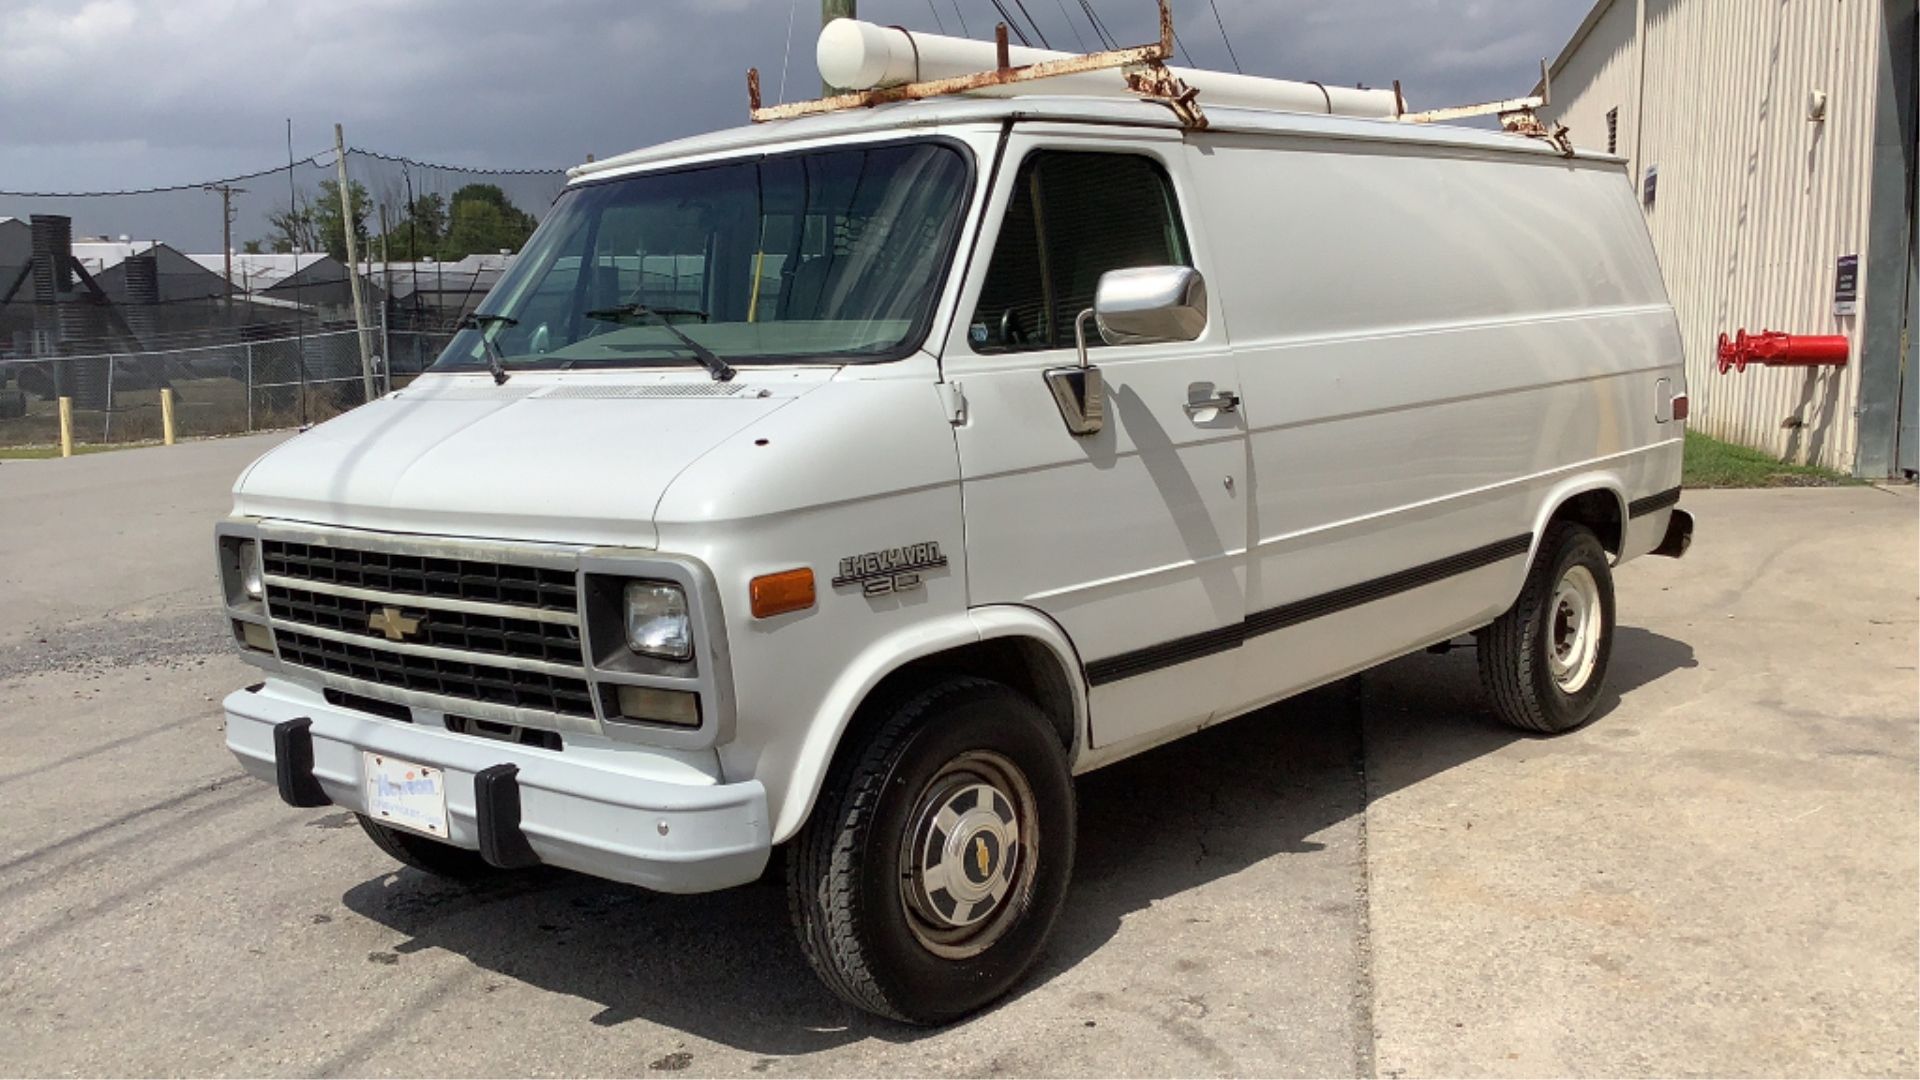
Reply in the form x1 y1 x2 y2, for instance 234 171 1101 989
1185 132 1683 713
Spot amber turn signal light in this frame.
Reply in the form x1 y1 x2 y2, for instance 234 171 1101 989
750 568 815 618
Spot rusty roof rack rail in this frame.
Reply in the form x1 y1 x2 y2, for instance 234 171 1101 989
1398 58 1572 156
744 0 1207 131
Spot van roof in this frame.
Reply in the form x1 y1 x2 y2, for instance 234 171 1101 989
572 94 1622 183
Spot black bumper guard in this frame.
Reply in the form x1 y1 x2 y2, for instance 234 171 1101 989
473 764 542 869
272 720 542 869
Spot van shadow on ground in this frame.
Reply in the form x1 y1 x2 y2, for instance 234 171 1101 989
337 626 1695 1058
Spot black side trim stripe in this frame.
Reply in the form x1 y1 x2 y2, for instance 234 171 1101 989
1084 621 1244 686
1244 534 1532 637
1628 487 1682 518
1084 533 1533 688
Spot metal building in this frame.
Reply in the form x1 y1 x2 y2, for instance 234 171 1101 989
1540 0 1917 478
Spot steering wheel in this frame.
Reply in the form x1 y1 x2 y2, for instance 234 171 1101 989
999 308 1028 347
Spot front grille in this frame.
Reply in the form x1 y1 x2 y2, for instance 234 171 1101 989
262 540 577 612
261 537 592 722
266 585 584 666
278 629 595 717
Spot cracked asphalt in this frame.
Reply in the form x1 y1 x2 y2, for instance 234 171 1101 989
1 434 1914 1077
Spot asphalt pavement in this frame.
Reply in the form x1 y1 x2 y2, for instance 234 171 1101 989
0 434 1912 1077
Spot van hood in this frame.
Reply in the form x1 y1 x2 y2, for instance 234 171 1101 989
232 372 828 548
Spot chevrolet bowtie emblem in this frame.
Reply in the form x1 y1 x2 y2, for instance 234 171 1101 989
974 835 990 878
367 606 423 642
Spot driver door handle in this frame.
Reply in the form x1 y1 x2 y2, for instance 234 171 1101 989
1184 390 1240 420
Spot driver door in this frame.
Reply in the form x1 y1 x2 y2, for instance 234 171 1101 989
944 129 1247 751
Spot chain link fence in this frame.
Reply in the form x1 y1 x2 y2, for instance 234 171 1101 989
0 326 389 448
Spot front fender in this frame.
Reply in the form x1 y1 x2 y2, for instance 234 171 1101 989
766 604 1089 843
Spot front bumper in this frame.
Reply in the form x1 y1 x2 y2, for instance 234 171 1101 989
225 681 769 893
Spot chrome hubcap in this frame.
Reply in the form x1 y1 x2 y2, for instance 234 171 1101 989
1548 564 1602 693
901 750 1037 959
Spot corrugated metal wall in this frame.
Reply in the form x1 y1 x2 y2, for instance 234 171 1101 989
1545 0 1884 472
1548 0 1641 162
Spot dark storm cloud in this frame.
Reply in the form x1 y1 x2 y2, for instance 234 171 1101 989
0 0 1594 246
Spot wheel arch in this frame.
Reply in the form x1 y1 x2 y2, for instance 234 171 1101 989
1530 476 1629 563
769 605 1087 842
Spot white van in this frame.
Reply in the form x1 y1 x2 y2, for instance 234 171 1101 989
216 31 1691 1024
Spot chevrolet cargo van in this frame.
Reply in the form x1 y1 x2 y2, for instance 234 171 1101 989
217 26 1691 1023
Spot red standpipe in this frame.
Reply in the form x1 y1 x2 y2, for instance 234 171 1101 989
1716 329 1850 374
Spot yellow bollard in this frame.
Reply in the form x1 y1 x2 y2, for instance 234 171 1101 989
57 396 73 458
161 387 176 446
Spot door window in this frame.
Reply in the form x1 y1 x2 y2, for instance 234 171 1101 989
969 151 1190 353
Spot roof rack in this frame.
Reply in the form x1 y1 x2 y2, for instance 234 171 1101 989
746 0 1209 129
1398 59 1573 156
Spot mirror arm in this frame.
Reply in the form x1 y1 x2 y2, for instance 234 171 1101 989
1045 306 1105 437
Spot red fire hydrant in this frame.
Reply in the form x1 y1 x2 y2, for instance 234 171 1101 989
1716 329 1850 374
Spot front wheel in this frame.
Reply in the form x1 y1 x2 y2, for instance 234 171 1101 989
786 678 1076 1025
1476 522 1616 733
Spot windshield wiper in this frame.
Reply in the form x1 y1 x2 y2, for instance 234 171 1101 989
460 312 517 385
586 302 708 323
583 303 734 382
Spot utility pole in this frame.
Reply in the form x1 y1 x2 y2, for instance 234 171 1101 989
333 123 376 403
378 202 392 392
203 183 245 309
822 0 855 95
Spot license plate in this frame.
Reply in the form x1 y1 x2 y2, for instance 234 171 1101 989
364 753 448 837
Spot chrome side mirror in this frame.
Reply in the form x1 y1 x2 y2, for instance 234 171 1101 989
1093 265 1208 346
1044 266 1208 438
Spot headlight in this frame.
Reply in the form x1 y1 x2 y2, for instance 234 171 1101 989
624 581 691 660
241 542 264 600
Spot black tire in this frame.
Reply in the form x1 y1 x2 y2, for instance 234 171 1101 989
786 678 1076 1025
356 813 497 879
1476 522 1616 734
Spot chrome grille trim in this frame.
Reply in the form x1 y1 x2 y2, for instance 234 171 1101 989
272 619 586 678
261 539 580 612
266 584 585 668
262 573 582 626
303 669 601 734
275 629 595 720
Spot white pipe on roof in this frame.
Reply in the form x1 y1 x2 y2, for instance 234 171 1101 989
816 18 1402 119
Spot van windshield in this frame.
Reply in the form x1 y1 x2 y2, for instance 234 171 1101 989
429 141 971 375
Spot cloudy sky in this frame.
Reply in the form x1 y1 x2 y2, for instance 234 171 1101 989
0 0 1594 247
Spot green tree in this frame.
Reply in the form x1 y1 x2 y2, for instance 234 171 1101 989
440 184 537 259
309 179 371 263
241 239 264 255
262 194 318 254
258 180 369 260
380 193 447 261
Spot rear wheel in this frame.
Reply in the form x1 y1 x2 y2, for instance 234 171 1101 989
787 678 1075 1025
1476 522 1615 733
356 814 497 879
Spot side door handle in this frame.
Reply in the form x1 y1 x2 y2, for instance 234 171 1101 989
1184 390 1240 423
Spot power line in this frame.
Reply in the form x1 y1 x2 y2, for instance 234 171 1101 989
1050 0 1090 51
1207 0 1244 73
0 156 326 199
345 147 567 176
0 146 566 201
948 0 970 35
925 0 946 33
779 0 800 103
1010 0 1051 47
986 0 1033 45
1076 0 1116 49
